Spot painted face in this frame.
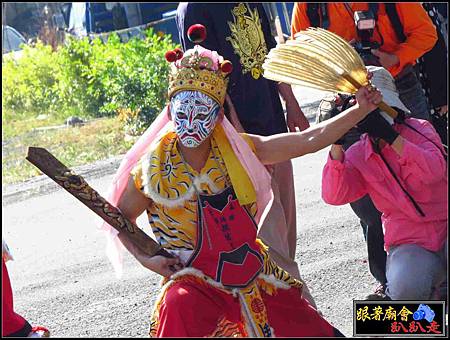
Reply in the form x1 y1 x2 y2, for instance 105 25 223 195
170 91 220 148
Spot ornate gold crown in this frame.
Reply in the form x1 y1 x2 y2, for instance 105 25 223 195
165 24 233 106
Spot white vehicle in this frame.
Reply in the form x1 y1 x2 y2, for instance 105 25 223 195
2 25 27 60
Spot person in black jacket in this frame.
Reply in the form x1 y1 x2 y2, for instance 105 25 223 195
176 2 317 308
415 3 448 146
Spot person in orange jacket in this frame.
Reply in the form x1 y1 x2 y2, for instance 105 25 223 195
291 2 437 121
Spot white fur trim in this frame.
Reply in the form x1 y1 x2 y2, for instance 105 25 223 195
169 267 205 281
146 185 196 208
193 173 220 194
257 273 291 290
141 150 152 196
168 267 238 296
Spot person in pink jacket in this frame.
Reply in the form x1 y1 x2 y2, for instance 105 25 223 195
322 66 447 300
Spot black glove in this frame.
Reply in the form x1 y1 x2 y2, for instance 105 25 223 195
331 95 358 145
357 109 399 145
393 108 407 124
333 128 363 146
333 133 348 145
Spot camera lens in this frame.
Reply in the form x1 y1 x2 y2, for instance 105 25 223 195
413 310 425 321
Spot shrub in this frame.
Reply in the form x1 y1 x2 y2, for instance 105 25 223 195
2 41 61 120
2 28 177 133
95 29 176 134
57 35 107 118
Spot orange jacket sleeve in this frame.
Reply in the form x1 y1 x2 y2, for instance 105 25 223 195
390 3 437 75
290 3 311 38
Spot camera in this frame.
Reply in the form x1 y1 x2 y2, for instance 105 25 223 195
413 304 435 323
352 11 381 66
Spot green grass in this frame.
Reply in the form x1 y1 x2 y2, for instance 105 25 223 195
3 115 62 139
2 116 135 185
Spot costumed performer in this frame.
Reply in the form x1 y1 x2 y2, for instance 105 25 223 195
101 24 383 337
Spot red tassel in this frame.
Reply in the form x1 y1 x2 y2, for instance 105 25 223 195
187 24 207 44
220 60 233 74
165 50 177 63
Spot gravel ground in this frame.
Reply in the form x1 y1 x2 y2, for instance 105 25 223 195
3 149 375 338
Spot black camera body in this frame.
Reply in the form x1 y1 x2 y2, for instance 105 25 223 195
353 10 381 66
353 40 381 66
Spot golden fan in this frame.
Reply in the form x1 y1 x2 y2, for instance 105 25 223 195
262 27 398 118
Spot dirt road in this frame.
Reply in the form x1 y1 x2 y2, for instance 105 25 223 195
3 146 376 337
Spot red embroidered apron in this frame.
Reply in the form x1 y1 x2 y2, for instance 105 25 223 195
184 185 272 337
186 186 264 288
173 142 272 336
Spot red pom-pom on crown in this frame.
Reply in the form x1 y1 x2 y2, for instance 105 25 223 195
220 60 233 74
165 50 178 63
187 24 207 44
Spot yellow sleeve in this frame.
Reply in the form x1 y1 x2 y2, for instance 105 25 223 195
130 160 144 193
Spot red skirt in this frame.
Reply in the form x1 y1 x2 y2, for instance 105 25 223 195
153 276 341 337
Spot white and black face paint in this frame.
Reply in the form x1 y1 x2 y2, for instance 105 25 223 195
170 91 220 148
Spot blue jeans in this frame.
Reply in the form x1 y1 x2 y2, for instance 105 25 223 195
385 241 447 300
394 66 430 121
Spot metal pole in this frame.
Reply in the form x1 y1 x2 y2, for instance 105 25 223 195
269 3 278 19
86 2 93 34
270 3 285 44
136 3 143 26
2 2 6 60
281 2 291 34
2 2 6 26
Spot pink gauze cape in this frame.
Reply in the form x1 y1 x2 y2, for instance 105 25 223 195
100 107 274 278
